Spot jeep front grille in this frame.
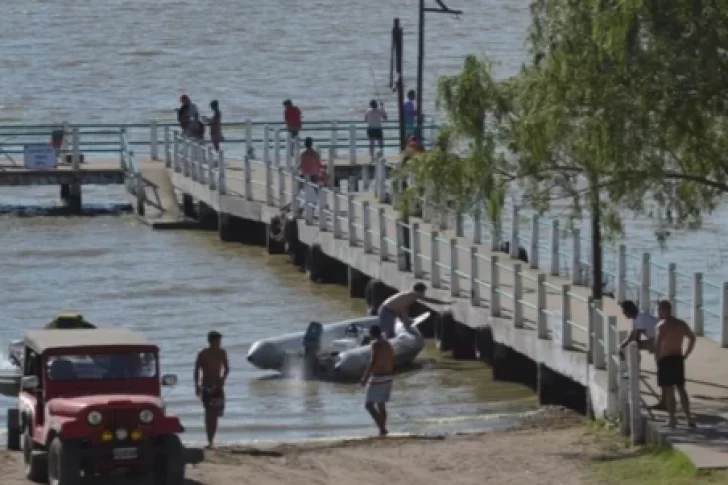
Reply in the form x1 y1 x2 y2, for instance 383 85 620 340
104 409 139 430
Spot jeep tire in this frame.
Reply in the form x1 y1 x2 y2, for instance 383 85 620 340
23 430 47 483
153 435 185 485
6 409 20 451
48 438 81 485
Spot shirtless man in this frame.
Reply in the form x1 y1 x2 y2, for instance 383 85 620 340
654 300 696 428
194 331 230 448
378 283 453 338
361 324 394 436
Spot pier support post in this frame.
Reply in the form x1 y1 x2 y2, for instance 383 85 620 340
182 194 196 219
62 183 82 213
347 266 369 299
197 201 218 230
266 218 286 255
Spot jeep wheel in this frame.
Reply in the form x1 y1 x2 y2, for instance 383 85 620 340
153 435 185 485
6 409 20 451
23 431 47 483
47 438 80 485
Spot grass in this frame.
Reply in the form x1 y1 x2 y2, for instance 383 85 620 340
583 422 728 485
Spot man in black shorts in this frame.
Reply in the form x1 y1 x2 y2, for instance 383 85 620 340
194 331 230 448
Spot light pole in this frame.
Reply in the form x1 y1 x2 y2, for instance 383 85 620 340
416 0 462 138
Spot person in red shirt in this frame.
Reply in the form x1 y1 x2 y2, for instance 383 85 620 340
297 137 322 187
283 99 302 139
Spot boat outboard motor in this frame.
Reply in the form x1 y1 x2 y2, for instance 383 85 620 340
302 322 323 379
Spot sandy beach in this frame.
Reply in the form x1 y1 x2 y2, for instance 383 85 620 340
0 409 613 485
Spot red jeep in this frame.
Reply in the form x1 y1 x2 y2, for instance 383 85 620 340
8 328 187 485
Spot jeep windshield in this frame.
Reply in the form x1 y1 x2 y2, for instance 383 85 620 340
46 352 157 380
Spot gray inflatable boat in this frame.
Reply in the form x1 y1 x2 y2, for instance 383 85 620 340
246 312 430 381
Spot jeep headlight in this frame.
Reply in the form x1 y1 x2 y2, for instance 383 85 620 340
87 411 103 426
139 409 154 424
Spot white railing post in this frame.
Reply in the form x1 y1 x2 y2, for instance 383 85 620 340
291 137 300 173
273 129 281 166
627 342 643 444
376 157 387 203
640 253 650 313
362 202 372 252
491 217 501 252
693 272 704 336
561 284 572 348
606 315 619 416
491 255 500 316
72 128 80 170
150 121 159 160
332 190 341 238
304 183 314 225
164 126 171 167
378 208 388 261
431 232 440 288
571 229 581 285
470 247 480 306
537 274 547 338
330 121 338 160
722 282 728 348
396 221 406 271
593 300 606 370
285 135 293 170
450 239 459 297
62 121 70 153
530 214 539 270
207 146 214 188
217 150 226 195
245 119 253 158
244 156 252 200
617 244 627 302
291 173 300 214
618 334 630 436
347 194 356 246
550 219 560 275
587 296 595 363
263 126 270 165
318 189 327 231
278 167 285 206
472 205 482 245
455 212 464 238
509 205 519 258
348 124 357 164
667 263 677 314
173 132 180 172
412 223 422 278
266 162 274 205
513 263 523 327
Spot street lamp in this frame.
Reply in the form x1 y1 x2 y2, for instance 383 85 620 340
416 0 462 137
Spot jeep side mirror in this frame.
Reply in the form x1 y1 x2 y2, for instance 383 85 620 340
161 374 178 387
21 376 38 390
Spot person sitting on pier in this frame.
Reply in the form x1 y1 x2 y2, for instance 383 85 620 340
365 99 388 163
377 283 453 339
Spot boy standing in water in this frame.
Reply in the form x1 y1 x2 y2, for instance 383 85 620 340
194 331 230 448
361 324 394 436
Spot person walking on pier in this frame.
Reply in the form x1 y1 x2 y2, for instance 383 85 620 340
377 283 453 339
203 100 223 151
365 99 388 162
361 324 394 436
194 331 230 448
654 300 696 428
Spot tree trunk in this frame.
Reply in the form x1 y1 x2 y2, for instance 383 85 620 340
589 174 603 300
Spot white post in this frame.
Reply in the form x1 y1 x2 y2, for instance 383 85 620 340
509 205 519 259
332 190 341 238
571 229 581 285
291 137 300 172
265 163 274 205
587 296 594 363
537 274 547 338
490 255 500 316
472 205 482 245
330 121 338 161
290 171 298 207
412 223 422 278
285 135 293 170
207 146 214 188
616 244 627 303
606 315 618 417
722 282 728 348
693 272 704 336
431 232 440 288
346 194 357 247
396 221 406 271
530 214 539 270
513 263 523 327
450 239 459 297
619 342 630 436
361 164 370 192
376 157 386 203
173 132 180 172
72 128 80 170
562 285 572 348
263 126 270 165
150 121 159 160
164 126 171 167
318 189 327 231
639 253 650 313
217 150 226 195
667 263 677 315
305 184 314 225
273 129 281 166
627 342 643 444
277 167 285 206
378 208 388 261
244 156 252 200
348 124 357 164
361 202 372 252
455 212 464 238
593 300 606 370
470 247 480 306
245 119 253 158
550 219 560 275
62 121 69 152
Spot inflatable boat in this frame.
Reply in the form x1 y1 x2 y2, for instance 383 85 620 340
246 312 430 381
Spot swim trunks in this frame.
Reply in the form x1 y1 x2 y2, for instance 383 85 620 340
365 374 392 404
377 307 397 339
367 127 384 141
657 355 685 387
201 386 225 417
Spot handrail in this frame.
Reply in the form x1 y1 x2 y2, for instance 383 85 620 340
119 128 146 207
